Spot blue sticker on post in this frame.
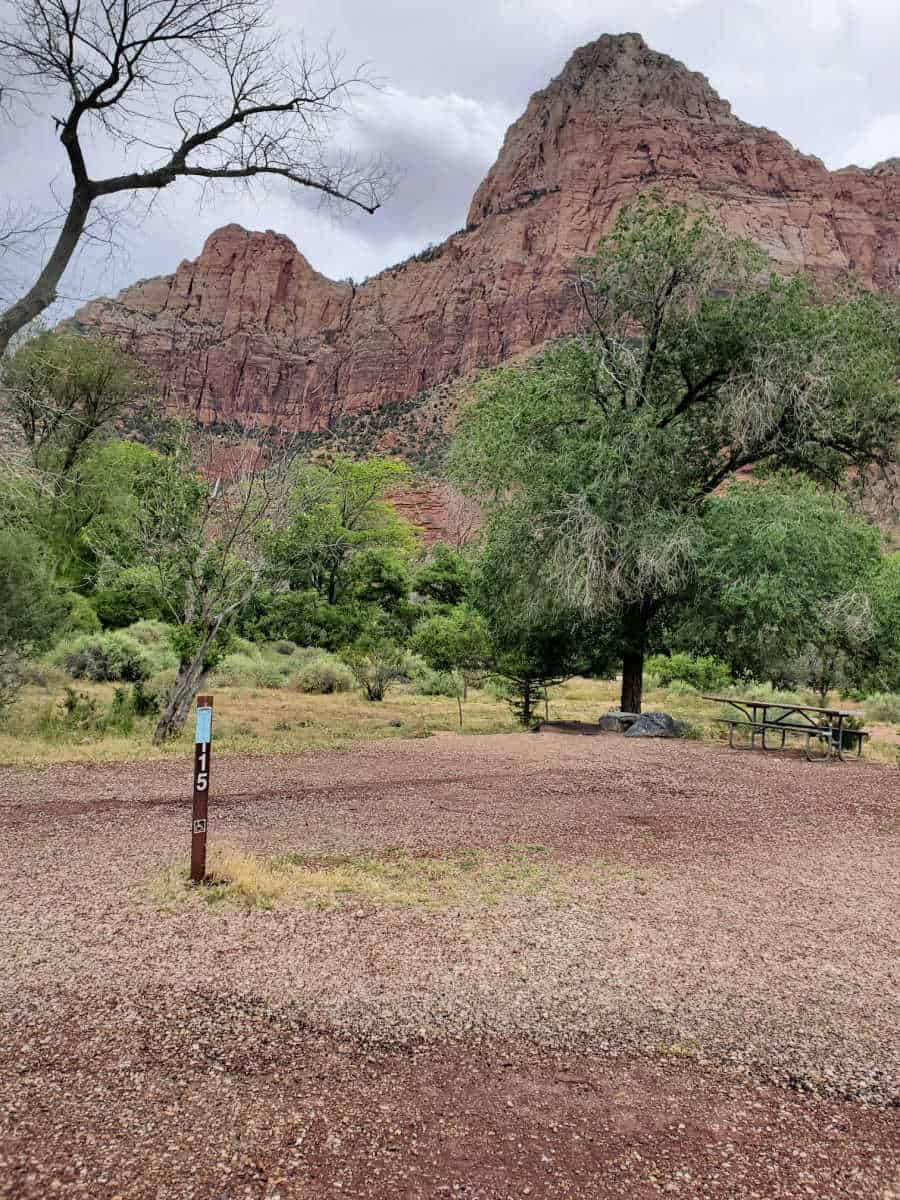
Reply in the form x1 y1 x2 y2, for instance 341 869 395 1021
195 706 212 745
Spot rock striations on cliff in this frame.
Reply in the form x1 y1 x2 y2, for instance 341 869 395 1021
73 32 900 435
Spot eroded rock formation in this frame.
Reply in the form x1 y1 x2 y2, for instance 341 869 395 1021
73 32 900 439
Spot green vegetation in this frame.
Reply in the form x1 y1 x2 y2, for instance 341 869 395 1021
450 195 900 714
1 200 897 759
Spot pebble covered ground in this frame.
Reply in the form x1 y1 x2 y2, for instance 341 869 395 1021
1 731 898 1198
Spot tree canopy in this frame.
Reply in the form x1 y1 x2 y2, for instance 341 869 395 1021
451 196 900 712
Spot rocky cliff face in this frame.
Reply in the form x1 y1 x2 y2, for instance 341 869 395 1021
73 32 900 439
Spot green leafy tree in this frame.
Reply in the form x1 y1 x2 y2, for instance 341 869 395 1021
93 564 166 629
472 507 617 725
90 427 316 742
670 480 883 691
1 331 155 485
0 527 67 713
860 552 900 693
410 605 489 724
274 456 418 604
0 527 67 654
414 542 473 606
452 197 900 712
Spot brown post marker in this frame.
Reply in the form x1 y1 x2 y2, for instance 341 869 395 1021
190 695 214 884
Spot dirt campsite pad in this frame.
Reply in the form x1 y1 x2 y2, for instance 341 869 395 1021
1 732 898 1198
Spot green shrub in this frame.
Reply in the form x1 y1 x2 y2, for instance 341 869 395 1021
865 692 900 723
62 631 153 682
122 620 178 672
212 652 283 689
292 653 356 694
410 664 459 697
269 640 299 656
64 592 101 634
645 653 730 691
341 639 409 701
94 565 165 628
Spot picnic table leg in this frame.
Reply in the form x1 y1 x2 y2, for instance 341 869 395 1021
804 730 831 763
761 725 786 751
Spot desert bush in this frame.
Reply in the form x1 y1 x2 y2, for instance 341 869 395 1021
342 638 409 701
865 692 900 723
645 653 730 691
292 652 355 694
212 651 283 690
122 620 178 672
63 631 153 682
410 663 459 697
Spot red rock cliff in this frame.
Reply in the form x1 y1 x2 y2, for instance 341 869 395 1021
72 32 900 432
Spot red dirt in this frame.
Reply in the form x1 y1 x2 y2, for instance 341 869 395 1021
1 732 898 1198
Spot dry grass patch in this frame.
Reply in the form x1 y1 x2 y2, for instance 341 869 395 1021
155 845 637 912
4 675 897 767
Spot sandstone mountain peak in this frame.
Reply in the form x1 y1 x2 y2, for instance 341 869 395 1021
73 32 900 528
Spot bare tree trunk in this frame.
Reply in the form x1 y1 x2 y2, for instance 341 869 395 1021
457 692 463 727
0 188 92 356
153 659 210 744
620 606 649 714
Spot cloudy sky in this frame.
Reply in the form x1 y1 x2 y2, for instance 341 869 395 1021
2 0 900 319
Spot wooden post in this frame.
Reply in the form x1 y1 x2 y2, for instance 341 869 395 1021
190 695 213 884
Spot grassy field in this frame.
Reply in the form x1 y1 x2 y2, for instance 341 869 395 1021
1 672 898 767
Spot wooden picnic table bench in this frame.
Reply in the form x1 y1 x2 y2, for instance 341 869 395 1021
701 696 868 763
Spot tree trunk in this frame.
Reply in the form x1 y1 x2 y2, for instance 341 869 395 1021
153 659 210 744
0 187 92 356
620 606 650 714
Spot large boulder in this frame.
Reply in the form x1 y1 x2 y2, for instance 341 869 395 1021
624 711 680 738
599 710 640 733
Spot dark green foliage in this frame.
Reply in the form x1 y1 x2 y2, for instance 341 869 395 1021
347 548 412 610
244 590 372 653
64 631 152 683
645 653 731 691
670 481 883 690
414 542 473 606
94 565 165 628
0 528 67 654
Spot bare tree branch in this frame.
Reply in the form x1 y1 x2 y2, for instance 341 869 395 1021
0 0 392 354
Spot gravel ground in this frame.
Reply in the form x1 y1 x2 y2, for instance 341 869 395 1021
1 731 898 1198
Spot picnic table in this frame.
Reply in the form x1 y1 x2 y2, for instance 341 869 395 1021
702 695 868 763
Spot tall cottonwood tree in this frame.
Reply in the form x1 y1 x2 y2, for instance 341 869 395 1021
0 0 388 354
451 197 900 713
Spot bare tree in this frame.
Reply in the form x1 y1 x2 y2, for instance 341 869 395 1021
0 0 389 355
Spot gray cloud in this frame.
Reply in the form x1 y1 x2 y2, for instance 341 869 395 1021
2 0 899 320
